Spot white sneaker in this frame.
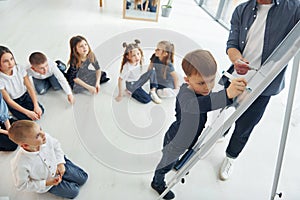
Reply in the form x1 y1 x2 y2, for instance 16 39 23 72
156 89 165 98
219 157 235 181
217 135 226 143
150 91 162 104
163 88 176 98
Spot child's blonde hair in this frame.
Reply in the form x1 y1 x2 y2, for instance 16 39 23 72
182 49 217 77
8 120 37 144
120 39 144 73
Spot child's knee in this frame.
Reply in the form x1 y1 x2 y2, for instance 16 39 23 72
52 86 61 91
136 95 151 104
77 171 88 186
64 184 80 199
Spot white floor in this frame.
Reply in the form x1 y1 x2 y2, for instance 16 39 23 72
1 0 300 199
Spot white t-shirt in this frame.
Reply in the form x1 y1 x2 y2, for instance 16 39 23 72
26 59 72 95
119 62 142 82
233 3 273 81
0 65 27 99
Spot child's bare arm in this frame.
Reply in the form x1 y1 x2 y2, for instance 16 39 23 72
67 94 75 104
24 75 42 118
226 78 247 99
95 69 101 93
170 71 179 89
1 89 38 120
147 63 154 71
0 119 10 135
74 77 97 94
115 77 123 102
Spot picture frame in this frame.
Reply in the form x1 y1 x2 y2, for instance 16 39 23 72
123 0 160 22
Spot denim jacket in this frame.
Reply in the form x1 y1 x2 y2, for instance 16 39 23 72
226 0 300 96
0 93 9 123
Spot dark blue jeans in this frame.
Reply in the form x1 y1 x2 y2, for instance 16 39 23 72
148 0 157 12
8 92 44 120
0 118 18 151
126 70 158 104
152 134 183 187
33 75 61 95
48 157 88 199
152 155 177 187
226 95 271 158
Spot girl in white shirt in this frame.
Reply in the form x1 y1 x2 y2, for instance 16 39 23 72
0 46 44 120
115 40 161 104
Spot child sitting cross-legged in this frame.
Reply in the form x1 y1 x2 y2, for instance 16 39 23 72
8 120 88 199
27 52 75 104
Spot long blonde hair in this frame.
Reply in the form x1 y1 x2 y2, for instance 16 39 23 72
120 39 144 73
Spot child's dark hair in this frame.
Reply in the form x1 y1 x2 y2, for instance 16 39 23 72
120 39 144 73
182 49 217 77
29 52 47 65
68 35 96 68
0 46 15 66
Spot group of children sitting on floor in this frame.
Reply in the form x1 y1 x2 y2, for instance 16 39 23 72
0 36 247 199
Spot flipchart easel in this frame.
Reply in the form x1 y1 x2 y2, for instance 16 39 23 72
157 21 300 200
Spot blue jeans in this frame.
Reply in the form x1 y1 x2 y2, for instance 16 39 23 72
226 95 271 158
33 75 61 95
126 70 158 104
148 0 157 12
48 157 88 199
8 92 44 120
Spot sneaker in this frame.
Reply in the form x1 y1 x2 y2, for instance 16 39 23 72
217 135 226 143
163 88 176 98
151 182 175 200
39 88 46 95
55 60 67 72
157 89 165 98
100 77 110 84
219 156 235 181
150 91 162 104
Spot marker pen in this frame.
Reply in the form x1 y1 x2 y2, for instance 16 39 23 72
237 59 258 71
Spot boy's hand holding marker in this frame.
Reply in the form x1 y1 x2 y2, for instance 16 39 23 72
223 71 247 99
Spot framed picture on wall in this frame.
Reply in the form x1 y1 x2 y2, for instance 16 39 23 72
123 0 160 22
